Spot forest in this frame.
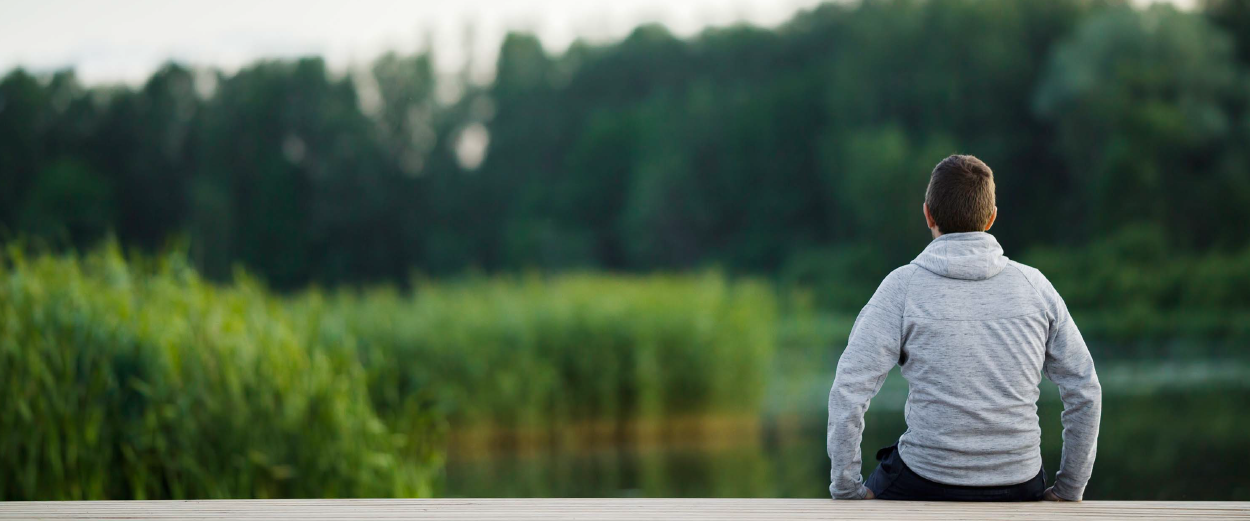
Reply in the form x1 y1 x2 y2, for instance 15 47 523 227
2 1 1248 305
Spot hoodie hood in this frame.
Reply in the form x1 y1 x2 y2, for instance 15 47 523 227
911 232 1008 281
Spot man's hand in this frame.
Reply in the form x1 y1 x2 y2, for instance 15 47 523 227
1043 487 1070 501
864 488 876 500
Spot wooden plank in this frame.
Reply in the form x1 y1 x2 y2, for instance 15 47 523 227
1 499 1247 521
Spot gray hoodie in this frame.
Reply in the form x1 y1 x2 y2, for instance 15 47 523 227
827 232 1101 501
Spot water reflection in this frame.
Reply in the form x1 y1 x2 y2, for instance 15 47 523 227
444 374 1250 500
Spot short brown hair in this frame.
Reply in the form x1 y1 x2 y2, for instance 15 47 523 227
925 155 996 233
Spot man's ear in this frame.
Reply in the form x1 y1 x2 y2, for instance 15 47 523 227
985 206 998 231
923 203 938 230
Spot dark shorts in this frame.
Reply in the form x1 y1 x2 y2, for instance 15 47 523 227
865 442 1046 501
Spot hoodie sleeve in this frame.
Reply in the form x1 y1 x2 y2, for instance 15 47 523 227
1036 273 1102 501
827 266 913 499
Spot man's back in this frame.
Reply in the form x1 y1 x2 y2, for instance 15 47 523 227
827 231 1101 501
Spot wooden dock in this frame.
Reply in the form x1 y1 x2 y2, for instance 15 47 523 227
2 499 1247 520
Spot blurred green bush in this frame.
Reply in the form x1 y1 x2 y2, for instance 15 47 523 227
776 224 1250 354
0 243 777 499
1022 225 1250 346
0 243 438 500
301 271 777 432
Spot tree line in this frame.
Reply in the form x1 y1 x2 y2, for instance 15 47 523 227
2 0 1249 295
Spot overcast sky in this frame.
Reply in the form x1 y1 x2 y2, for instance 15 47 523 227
0 0 1194 86
0 0 837 85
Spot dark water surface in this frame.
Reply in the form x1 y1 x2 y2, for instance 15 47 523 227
443 367 1250 500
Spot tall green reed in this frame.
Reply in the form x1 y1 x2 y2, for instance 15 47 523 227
0 244 437 499
1 243 779 498
303 272 777 432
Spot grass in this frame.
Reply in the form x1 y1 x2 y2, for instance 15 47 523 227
0 243 777 499
0 242 437 499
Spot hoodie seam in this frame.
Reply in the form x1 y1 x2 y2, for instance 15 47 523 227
899 265 919 351
941 241 951 275
1011 262 1054 323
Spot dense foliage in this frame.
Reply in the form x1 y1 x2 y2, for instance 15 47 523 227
0 244 438 499
1023 225 1250 345
3 0 1248 300
0 244 776 499
307 273 775 431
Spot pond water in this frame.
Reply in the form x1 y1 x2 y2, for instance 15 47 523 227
443 361 1250 500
